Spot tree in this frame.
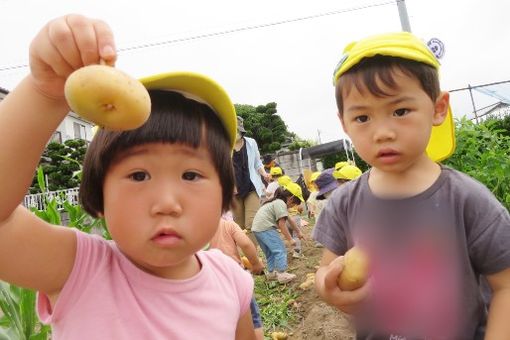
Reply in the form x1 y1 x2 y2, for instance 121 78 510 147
29 139 87 193
235 102 291 154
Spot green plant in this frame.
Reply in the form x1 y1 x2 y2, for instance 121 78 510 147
444 117 510 209
0 282 51 340
254 276 297 336
30 139 87 194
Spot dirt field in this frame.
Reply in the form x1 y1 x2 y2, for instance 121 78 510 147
283 220 356 339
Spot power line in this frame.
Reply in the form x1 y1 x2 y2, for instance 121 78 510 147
0 1 398 73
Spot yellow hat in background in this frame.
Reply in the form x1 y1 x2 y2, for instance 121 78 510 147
270 167 283 176
277 175 292 187
140 72 237 149
310 171 321 182
284 182 304 202
334 161 350 171
333 165 362 181
332 32 455 162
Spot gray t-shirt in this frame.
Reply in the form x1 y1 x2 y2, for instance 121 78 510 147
252 199 288 232
313 166 510 339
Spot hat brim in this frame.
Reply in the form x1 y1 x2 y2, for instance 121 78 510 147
316 181 339 198
426 106 455 162
140 72 237 148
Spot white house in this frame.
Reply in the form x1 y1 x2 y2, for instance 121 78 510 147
0 86 95 143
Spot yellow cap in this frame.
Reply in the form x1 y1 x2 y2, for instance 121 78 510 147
310 171 321 182
333 165 362 180
277 175 292 187
332 32 455 162
334 161 350 171
140 72 237 149
270 167 283 176
284 182 304 202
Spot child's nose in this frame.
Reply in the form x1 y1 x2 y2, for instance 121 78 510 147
373 122 396 142
150 185 183 216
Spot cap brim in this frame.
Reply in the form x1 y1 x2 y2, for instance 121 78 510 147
317 182 339 198
426 106 455 162
140 72 237 148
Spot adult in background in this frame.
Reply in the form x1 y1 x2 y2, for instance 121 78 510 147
233 116 269 233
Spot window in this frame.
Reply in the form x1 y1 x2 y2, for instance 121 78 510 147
51 131 62 144
73 122 86 140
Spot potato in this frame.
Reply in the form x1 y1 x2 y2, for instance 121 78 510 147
337 246 369 291
64 65 151 131
241 256 252 270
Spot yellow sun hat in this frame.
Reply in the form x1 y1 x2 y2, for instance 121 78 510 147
277 175 292 187
140 72 237 149
333 165 362 181
270 167 283 176
310 171 322 182
284 182 304 202
334 161 350 171
332 32 455 162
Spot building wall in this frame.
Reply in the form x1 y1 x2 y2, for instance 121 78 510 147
275 150 314 180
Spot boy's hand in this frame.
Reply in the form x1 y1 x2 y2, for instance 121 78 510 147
315 255 370 314
29 14 116 99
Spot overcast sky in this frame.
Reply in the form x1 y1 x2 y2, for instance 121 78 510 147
1 0 509 143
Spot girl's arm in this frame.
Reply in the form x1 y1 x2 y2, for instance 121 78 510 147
277 217 294 243
235 231 264 274
286 215 304 239
0 14 116 295
485 268 510 339
235 310 256 340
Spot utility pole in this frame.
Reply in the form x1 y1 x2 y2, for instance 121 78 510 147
317 129 322 144
396 0 412 32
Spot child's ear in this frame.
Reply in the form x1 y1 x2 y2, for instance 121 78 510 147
432 91 450 126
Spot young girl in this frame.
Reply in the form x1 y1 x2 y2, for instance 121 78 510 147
251 184 304 284
0 15 255 339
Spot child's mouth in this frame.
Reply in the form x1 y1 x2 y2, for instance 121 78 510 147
377 149 400 163
152 230 182 247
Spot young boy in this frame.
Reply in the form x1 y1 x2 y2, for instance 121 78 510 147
313 32 510 339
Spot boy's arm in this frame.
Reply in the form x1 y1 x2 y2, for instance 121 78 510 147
235 310 256 340
0 15 115 295
485 268 510 339
315 248 370 314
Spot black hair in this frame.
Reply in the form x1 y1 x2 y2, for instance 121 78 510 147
335 56 440 116
80 90 234 217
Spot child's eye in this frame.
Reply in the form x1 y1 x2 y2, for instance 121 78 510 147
354 115 369 123
129 171 150 182
182 171 202 181
394 108 410 117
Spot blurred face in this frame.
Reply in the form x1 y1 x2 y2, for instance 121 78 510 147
340 70 448 174
102 142 223 279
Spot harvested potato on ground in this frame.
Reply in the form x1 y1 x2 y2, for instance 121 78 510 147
271 331 288 339
337 246 369 291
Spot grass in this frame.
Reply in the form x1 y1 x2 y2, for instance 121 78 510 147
254 275 298 337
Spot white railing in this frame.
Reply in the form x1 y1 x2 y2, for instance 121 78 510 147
23 187 80 211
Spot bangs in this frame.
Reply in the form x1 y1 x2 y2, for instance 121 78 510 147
335 56 440 115
96 90 206 160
